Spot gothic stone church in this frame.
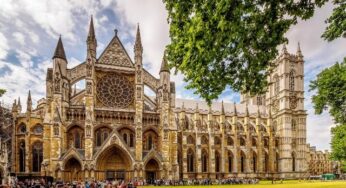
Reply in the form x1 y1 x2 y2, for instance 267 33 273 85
10 17 337 182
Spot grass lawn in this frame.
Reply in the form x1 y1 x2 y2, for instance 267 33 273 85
142 180 346 188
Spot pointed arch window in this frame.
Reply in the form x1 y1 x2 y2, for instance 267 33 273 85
274 75 280 95
19 141 25 172
215 151 221 172
289 70 295 91
123 133 128 144
292 119 297 131
130 134 134 147
264 152 269 172
202 150 208 172
292 152 296 172
148 135 153 150
187 149 194 172
74 131 81 148
240 152 246 173
228 152 233 173
96 131 102 147
252 152 257 172
32 142 43 172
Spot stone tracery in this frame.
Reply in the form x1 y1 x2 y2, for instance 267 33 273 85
96 73 134 108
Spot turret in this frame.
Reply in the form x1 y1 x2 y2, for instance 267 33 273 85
52 36 68 77
27 90 32 113
11 99 17 113
87 16 97 60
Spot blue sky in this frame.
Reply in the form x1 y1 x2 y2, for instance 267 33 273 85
0 0 345 151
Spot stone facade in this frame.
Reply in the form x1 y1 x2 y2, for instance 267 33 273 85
9 17 338 182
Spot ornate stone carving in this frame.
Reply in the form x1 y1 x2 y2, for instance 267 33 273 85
86 58 92 77
54 72 61 92
136 86 142 100
53 123 59 136
86 82 92 95
96 73 134 108
98 39 133 67
86 124 91 137
289 96 298 109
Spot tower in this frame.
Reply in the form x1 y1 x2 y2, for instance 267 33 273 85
266 43 306 178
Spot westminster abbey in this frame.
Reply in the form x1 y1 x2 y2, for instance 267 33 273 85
6 17 340 183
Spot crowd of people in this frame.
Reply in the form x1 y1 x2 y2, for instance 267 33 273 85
0 177 260 188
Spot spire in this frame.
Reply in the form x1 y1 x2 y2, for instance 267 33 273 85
233 102 237 116
88 15 95 38
12 99 17 112
17 97 22 112
195 102 199 112
221 100 225 115
27 90 32 112
160 51 170 73
53 36 67 61
297 42 303 60
134 24 143 53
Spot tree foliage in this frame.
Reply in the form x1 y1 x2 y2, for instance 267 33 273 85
322 0 346 41
330 124 346 161
0 89 5 97
309 58 346 125
163 0 327 103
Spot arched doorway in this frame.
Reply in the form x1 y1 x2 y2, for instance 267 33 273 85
145 159 160 184
64 158 82 182
96 145 132 181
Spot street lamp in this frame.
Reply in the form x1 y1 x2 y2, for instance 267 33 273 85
42 162 49 187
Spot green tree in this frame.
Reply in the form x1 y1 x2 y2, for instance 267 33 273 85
309 59 346 125
309 0 346 170
0 89 5 97
163 0 327 103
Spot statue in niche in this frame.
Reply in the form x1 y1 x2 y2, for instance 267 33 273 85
86 125 91 137
137 86 141 99
54 72 61 92
86 82 92 94
163 84 169 102
136 64 141 82
53 124 59 136
86 58 92 77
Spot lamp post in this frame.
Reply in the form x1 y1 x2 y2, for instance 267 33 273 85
42 162 49 187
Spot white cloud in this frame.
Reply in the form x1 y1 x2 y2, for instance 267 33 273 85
0 32 9 60
13 32 25 46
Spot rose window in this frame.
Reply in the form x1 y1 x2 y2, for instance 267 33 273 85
97 73 134 108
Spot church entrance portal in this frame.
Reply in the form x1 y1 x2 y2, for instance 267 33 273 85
96 145 133 181
145 159 160 184
63 158 82 182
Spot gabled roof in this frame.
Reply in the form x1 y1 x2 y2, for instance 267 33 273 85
97 35 134 68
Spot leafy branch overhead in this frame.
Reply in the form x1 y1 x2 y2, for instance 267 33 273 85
163 0 328 104
0 89 6 97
